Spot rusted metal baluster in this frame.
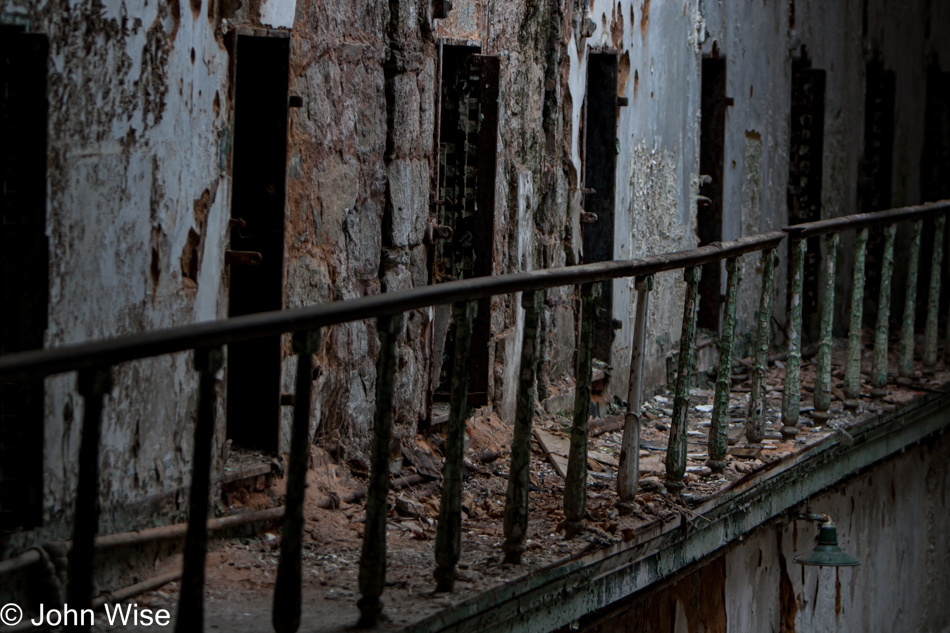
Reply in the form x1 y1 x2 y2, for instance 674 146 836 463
357 315 403 624
434 300 477 592
273 330 322 633
812 233 839 424
666 267 700 496
843 228 869 410
563 282 599 537
67 367 112 633
897 220 922 384
745 249 777 444
708 258 740 473
781 237 806 440
503 290 542 564
871 224 897 397
618 275 653 508
923 216 945 373
176 347 223 633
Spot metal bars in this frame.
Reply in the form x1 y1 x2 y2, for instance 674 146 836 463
871 224 897 397
782 237 806 439
434 301 477 591
503 290 542 563
844 228 869 409
274 330 322 633
924 217 945 370
618 276 653 504
898 220 922 382
708 258 740 473
175 347 223 633
665 267 700 496
564 283 599 537
67 368 112 633
357 315 403 623
812 233 839 423
745 249 776 444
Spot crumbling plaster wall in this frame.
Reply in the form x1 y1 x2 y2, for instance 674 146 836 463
0 0 231 548
724 428 950 632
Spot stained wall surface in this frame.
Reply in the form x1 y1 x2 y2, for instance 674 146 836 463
1 0 949 550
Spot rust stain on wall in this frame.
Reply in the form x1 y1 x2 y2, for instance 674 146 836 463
778 534 798 633
640 0 650 37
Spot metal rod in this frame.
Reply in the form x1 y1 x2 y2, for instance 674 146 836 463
871 224 897 398
898 220 922 382
0 549 43 576
0 232 787 384
812 233 839 423
274 330 322 633
666 267 700 496
92 569 183 610
783 199 950 239
434 301 477 592
708 257 740 473
357 315 403 624
66 367 112 633
924 216 945 371
564 283 599 537
618 275 653 504
782 237 806 440
844 227 869 409
503 290 542 564
175 347 223 633
745 249 777 444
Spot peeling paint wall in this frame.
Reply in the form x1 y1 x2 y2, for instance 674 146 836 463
1 0 231 547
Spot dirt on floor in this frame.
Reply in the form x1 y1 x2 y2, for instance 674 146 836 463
92 333 949 632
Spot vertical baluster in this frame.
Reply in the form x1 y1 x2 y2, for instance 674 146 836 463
843 228 869 410
434 300 477 592
502 290 542 564
67 367 112 633
708 257 740 473
356 315 403 624
618 275 653 506
563 282 598 537
923 216 945 372
745 249 777 444
897 220 922 383
273 330 322 633
175 347 223 633
666 267 700 497
781 237 806 440
812 233 839 424
871 224 897 397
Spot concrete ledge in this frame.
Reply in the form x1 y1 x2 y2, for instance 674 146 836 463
403 389 950 633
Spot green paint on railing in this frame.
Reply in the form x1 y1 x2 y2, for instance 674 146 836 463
708 257 740 472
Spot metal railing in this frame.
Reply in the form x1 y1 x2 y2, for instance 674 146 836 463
0 200 947 632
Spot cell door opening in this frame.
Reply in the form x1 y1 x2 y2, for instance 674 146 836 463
430 45 500 411
787 48 826 344
0 27 48 530
697 55 730 333
226 33 290 453
582 52 620 363
860 53 895 324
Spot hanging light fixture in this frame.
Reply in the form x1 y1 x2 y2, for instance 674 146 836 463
794 513 860 567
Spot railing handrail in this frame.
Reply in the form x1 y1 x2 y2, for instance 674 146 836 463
783 199 950 238
0 231 785 382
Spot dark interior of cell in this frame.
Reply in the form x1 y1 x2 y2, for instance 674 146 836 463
582 52 619 363
226 35 290 453
0 27 48 530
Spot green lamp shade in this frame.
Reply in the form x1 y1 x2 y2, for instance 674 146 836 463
794 524 861 567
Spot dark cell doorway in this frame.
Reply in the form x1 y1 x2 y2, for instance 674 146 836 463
0 27 48 530
860 53 896 324
430 45 499 410
697 56 729 333
919 60 950 318
787 49 826 344
226 33 290 453
582 52 620 363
